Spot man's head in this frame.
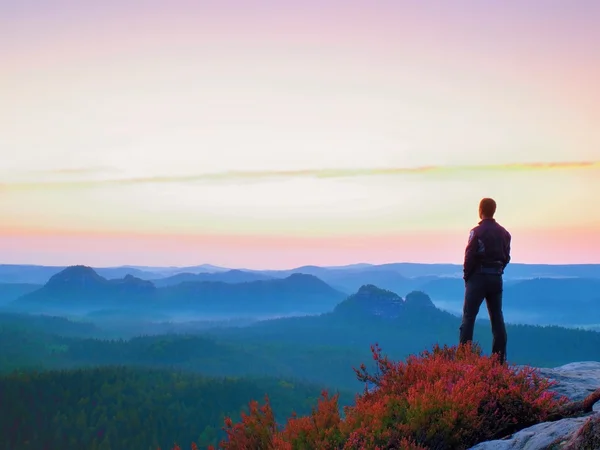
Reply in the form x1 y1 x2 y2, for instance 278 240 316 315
479 197 497 219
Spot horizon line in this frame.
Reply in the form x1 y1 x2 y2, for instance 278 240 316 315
2 260 600 270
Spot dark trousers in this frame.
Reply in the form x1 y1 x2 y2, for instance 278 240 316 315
459 273 507 364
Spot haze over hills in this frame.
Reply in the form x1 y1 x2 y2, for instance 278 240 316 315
0 264 159 284
2 262 599 285
151 269 274 287
411 276 600 327
2 262 599 329
204 285 600 369
258 262 600 280
10 266 346 317
4 283 600 385
0 283 41 305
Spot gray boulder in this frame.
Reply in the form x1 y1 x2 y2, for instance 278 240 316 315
469 415 595 450
469 361 600 450
538 361 600 409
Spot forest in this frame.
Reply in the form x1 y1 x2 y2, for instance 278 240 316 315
0 366 353 449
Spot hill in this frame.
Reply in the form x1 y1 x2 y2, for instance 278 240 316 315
3 262 599 287
151 269 274 287
159 272 345 315
503 277 600 324
264 262 600 280
333 285 436 319
12 266 346 316
16 265 156 312
416 276 600 326
317 269 416 295
205 286 600 368
0 264 159 284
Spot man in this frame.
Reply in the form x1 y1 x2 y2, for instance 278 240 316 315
459 197 511 364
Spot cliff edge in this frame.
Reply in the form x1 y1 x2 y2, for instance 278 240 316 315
470 361 600 450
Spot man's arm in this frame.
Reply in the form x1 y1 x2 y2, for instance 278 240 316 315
503 230 512 269
463 228 478 281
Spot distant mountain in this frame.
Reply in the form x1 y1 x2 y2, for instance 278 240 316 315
0 264 160 284
502 277 600 325
4 262 599 285
321 269 417 295
416 277 464 301
334 285 444 321
93 267 159 280
403 290 439 313
333 285 406 319
364 263 600 280
0 283 42 305
207 285 600 368
260 266 428 297
504 263 600 279
416 276 600 326
181 264 232 273
152 269 274 287
160 273 346 314
259 262 600 282
13 266 346 316
150 264 231 275
17 266 156 311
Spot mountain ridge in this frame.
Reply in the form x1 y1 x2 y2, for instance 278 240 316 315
151 269 274 287
2 262 599 285
13 265 347 316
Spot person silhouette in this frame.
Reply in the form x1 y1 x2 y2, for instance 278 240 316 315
459 198 512 364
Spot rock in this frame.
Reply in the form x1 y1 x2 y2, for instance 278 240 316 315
561 414 600 449
469 415 596 450
537 361 600 409
404 290 437 310
468 361 600 450
333 285 405 319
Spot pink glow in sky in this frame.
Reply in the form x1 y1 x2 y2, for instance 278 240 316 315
1 0 599 268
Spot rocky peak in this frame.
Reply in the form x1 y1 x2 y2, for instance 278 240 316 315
284 273 331 291
45 265 106 289
355 284 400 299
336 285 404 319
109 274 155 292
404 291 436 310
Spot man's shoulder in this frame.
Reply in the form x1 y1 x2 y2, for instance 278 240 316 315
493 222 511 239
468 226 479 242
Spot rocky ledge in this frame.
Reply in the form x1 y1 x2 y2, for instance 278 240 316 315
470 361 600 450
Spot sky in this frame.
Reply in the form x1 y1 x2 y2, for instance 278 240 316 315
1 0 599 268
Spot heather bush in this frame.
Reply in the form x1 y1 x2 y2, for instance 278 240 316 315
344 342 568 449
171 342 569 450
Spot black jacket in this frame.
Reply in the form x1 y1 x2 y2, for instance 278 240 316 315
463 218 511 281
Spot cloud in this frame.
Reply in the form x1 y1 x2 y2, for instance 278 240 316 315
0 161 598 192
26 166 121 176
48 167 117 175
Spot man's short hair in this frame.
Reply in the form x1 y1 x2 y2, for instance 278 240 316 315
479 198 497 218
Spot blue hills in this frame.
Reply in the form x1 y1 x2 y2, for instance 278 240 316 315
12 265 347 316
